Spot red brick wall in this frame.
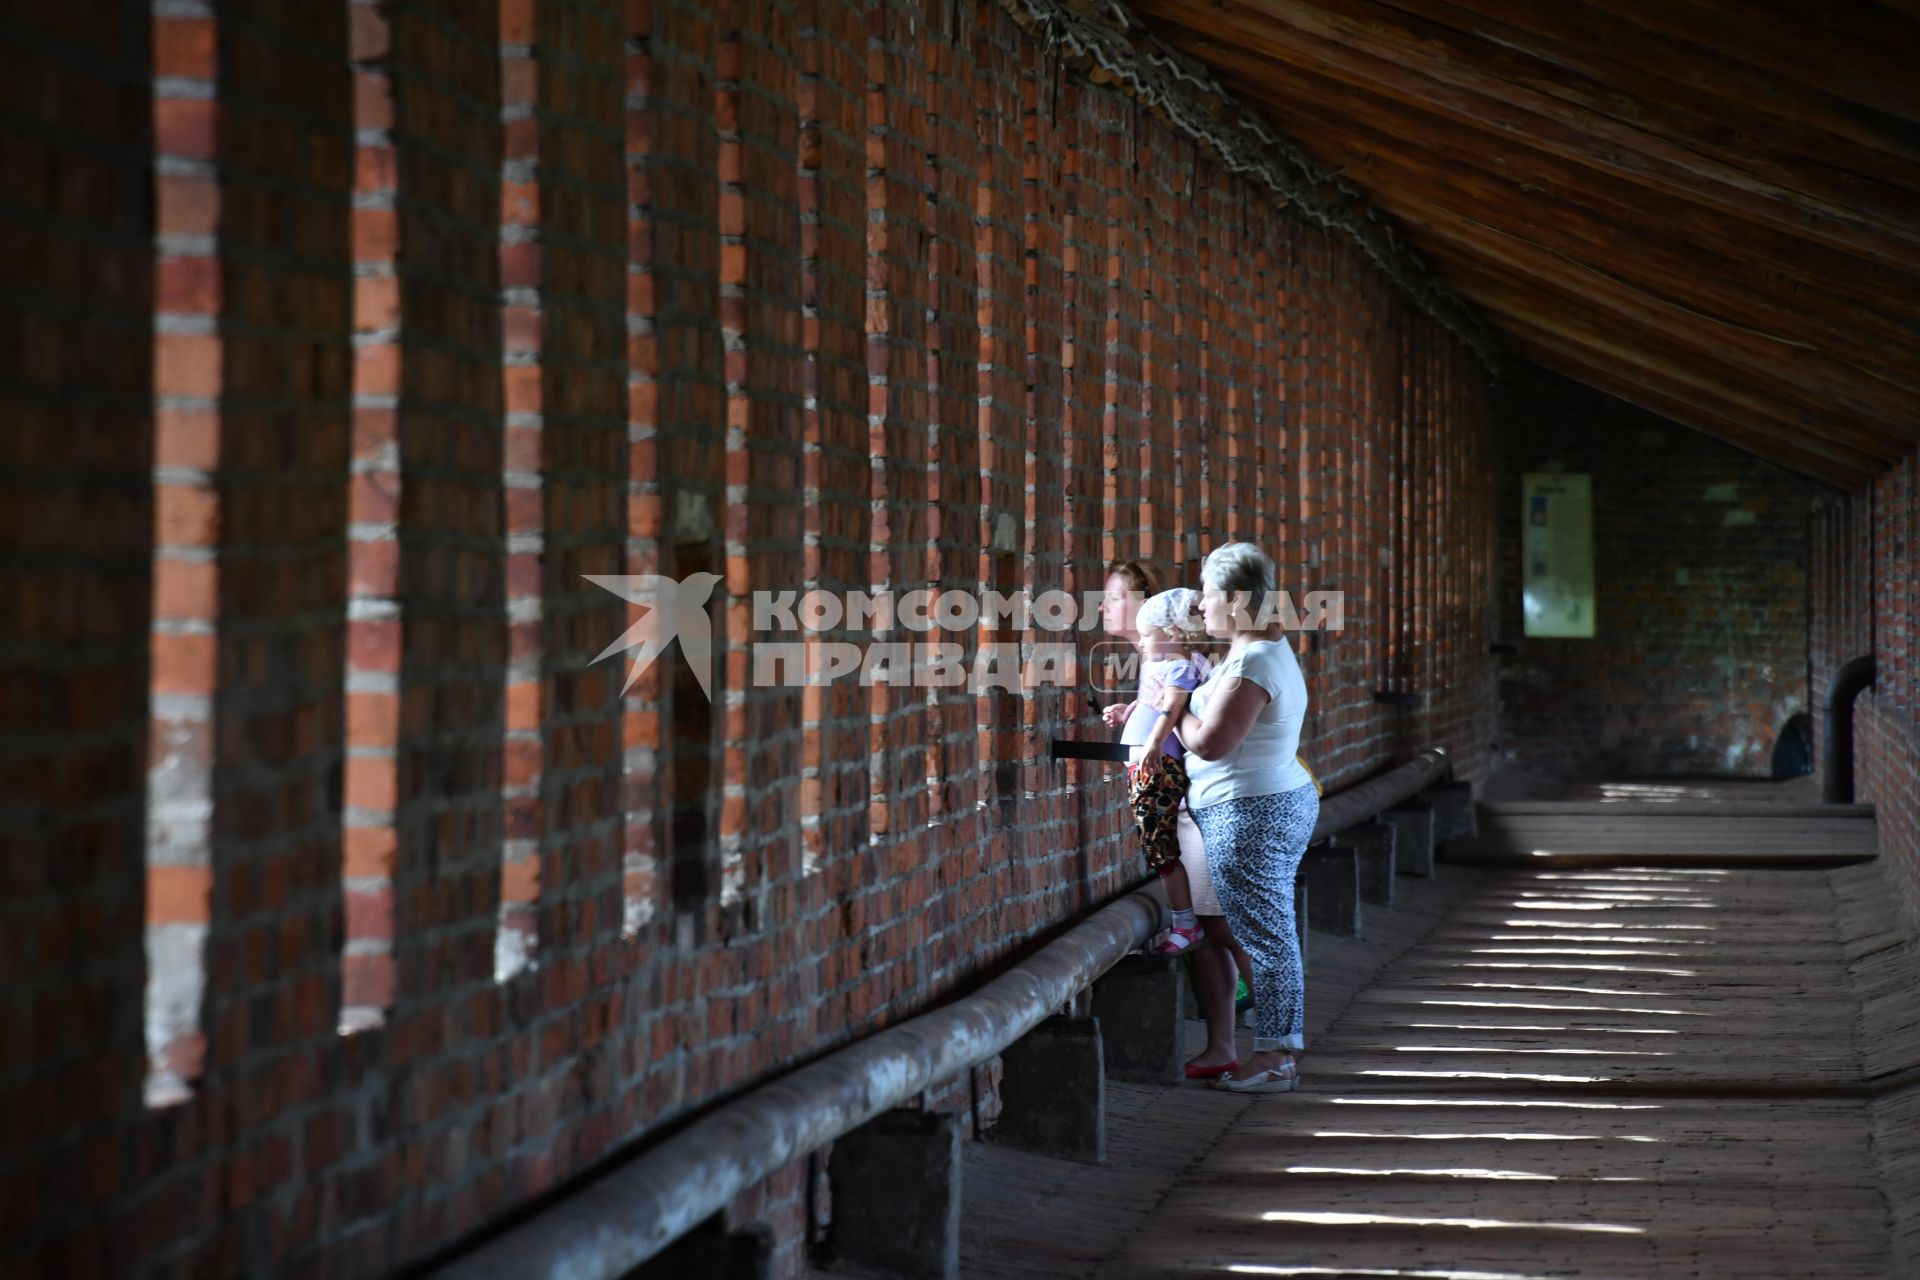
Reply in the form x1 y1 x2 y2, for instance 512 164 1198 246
147 0 223 1103
196 1 357 1269
1812 454 1920 932
0 5 155 1275
2 4 1498 1276
1494 364 1825 783
343 0 403 1032
1808 492 1873 750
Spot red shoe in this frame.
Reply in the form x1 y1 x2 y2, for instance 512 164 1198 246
1151 925 1205 956
1185 1058 1239 1080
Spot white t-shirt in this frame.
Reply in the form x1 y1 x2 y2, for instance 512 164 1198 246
1185 639 1313 810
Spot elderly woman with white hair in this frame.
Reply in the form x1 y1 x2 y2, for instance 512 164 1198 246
1152 540 1319 1093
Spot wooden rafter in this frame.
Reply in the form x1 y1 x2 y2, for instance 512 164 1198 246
1137 0 1920 266
1122 0 1920 481
1202 70 1920 397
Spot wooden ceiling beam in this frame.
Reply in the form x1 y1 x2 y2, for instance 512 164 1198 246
1841 0 1920 26
1402 222 1920 453
1194 43 1920 328
1136 0 1920 269
1363 0 1920 148
1509 337 1877 488
1121 0 1919 485
1338 0 1920 218
1224 89 1920 423
1221 97 1920 433
1466 355 1889 498
1508 337 1869 492
1440 253 1904 465
1545 0 1920 127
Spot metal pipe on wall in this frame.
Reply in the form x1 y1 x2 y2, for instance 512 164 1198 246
434 749 1454 1279
1312 748 1450 839
1823 655 1876 804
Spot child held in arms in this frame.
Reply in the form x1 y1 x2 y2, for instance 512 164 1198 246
1123 587 1214 955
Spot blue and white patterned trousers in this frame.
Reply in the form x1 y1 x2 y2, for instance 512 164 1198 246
1190 783 1321 1052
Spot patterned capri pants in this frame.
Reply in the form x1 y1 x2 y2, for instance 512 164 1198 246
1190 783 1322 1053
1126 755 1190 877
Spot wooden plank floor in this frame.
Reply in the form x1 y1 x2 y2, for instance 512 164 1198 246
956 866 1899 1279
1554 779 1826 804
1455 802 1879 865
951 872 1472 1280
1484 777 1827 805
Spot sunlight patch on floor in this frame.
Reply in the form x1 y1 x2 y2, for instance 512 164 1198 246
1258 1210 1645 1235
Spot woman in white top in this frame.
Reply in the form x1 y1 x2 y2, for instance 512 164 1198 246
1154 541 1320 1093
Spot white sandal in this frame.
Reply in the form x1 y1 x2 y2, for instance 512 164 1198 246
1212 1061 1299 1093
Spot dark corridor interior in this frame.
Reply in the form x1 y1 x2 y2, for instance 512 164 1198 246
3 3 1917 1278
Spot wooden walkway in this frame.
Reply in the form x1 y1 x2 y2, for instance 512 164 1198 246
958 864 1903 1279
1454 800 1879 866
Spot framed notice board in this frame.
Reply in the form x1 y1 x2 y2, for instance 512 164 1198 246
1521 473 1595 638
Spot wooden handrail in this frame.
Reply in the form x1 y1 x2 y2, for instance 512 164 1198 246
1312 748 1450 841
432 748 1452 1278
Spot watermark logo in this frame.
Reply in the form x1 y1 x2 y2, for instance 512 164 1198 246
1085 639 1236 694
586 580 1343 701
584 572 722 697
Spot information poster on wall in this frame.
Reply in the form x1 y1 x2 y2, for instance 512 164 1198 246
1521 472 1595 638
